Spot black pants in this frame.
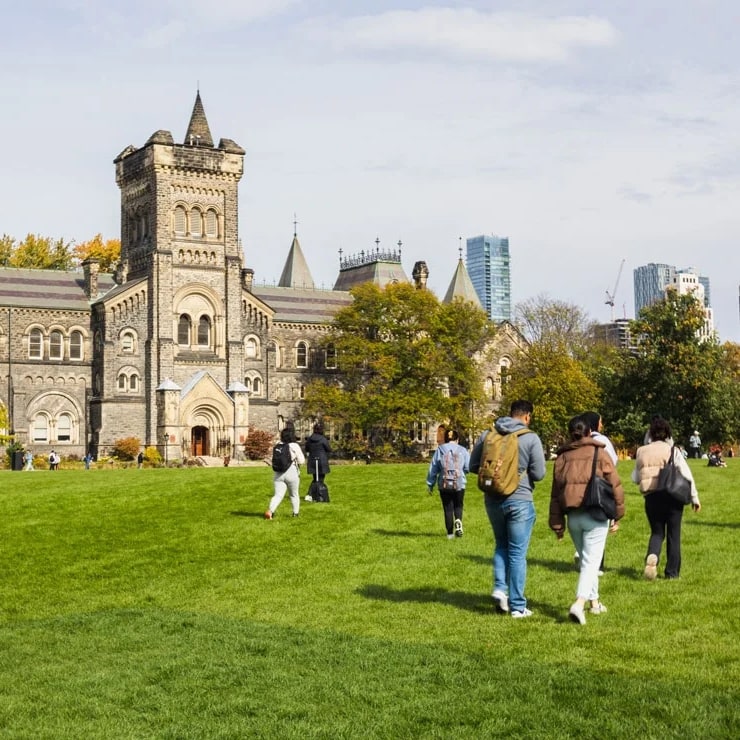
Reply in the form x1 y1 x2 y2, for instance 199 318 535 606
439 489 465 534
645 490 685 578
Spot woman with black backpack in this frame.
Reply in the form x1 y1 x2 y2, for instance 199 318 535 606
265 427 305 519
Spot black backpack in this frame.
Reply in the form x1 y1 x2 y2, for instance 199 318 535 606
271 442 292 472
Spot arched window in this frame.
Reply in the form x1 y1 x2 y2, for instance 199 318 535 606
174 206 187 236
485 376 495 399
121 331 135 353
190 208 203 238
57 414 72 442
206 209 218 237
326 344 337 369
29 329 43 359
245 336 258 359
296 342 308 368
244 377 252 392
69 331 83 360
32 415 49 442
118 374 127 391
197 316 211 347
129 374 139 391
252 377 261 395
178 315 191 346
49 330 63 360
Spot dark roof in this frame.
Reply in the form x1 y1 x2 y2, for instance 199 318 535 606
184 91 214 147
0 268 116 311
252 285 353 324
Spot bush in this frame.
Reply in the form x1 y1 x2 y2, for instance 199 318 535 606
243 427 273 460
143 446 162 465
111 437 141 461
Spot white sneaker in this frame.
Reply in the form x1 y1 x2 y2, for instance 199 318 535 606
492 590 509 613
569 602 586 625
454 518 463 537
573 552 580 570
644 554 658 581
304 495 313 502
589 602 607 615
447 533 455 539
511 608 533 619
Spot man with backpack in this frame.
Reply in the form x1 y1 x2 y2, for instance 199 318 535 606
426 428 470 539
470 400 546 619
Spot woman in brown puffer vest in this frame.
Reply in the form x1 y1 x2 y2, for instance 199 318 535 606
550 416 625 625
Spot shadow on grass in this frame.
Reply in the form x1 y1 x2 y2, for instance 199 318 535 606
358 583 492 614
371 529 440 538
230 511 265 518
685 519 740 529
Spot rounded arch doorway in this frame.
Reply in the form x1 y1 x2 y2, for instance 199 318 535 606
191 425 209 456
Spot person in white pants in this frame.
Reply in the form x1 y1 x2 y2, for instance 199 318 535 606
265 428 306 519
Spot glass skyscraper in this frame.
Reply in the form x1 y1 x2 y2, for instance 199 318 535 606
633 263 673 317
466 235 511 322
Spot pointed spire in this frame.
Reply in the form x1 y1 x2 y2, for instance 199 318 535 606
278 228 315 288
184 91 214 148
443 253 483 307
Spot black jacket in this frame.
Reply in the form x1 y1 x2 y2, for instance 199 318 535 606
305 433 331 475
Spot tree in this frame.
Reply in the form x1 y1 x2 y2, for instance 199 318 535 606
10 234 74 270
604 291 733 447
0 234 14 267
514 293 596 357
500 341 601 451
302 283 493 456
73 234 121 272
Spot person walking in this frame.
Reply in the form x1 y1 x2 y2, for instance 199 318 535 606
305 422 331 488
688 430 702 459
632 416 701 580
574 411 618 574
23 450 34 471
549 416 625 625
470 400 546 618
265 427 306 519
426 428 470 539
137 451 144 469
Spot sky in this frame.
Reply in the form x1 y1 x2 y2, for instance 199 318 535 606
2 1 739 342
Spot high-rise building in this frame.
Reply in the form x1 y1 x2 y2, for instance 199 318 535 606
466 235 511 322
633 263 673 317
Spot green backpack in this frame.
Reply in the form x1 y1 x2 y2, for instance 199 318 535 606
477 428 532 496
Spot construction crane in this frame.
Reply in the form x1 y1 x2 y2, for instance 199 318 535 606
605 258 625 321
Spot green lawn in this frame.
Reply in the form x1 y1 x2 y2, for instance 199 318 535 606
0 459 738 738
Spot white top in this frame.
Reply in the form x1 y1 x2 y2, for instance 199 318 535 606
289 442 306 468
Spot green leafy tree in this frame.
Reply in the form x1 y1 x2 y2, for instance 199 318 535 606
604 291 734 447
303 283 492 455
10 234 74 270
73 233 121 272
500 341 601 451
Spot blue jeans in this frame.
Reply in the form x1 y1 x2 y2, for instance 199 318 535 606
567 509 608 601
484 497 536 613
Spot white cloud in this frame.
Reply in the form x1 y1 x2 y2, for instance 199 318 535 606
305 9 619 63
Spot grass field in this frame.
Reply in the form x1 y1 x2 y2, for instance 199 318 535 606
0 458 738 738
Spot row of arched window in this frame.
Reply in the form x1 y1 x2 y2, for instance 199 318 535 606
173 205 220 239
178 314 212 348
32 412 76 443
28 329 85 361
245 337 337 370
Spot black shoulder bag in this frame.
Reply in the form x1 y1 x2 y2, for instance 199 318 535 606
657 445 692 505
582 446 617 521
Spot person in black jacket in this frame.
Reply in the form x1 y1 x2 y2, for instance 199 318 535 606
305 423 331 484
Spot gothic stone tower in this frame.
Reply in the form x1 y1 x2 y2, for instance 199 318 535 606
89 93 255 457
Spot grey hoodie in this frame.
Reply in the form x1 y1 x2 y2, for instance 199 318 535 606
470 416 547 501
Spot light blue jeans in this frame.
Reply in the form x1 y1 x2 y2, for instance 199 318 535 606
484 497 536 613
567 509 609 601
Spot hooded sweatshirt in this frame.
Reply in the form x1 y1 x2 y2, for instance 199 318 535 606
470 416 547 502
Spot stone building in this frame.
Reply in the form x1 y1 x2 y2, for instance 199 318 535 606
0 94 525 460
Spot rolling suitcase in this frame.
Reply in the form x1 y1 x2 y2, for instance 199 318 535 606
308 459 330 503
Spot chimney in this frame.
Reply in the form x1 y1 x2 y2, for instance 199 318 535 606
82 258 100 299
412 260 429 290
242 268 254 292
